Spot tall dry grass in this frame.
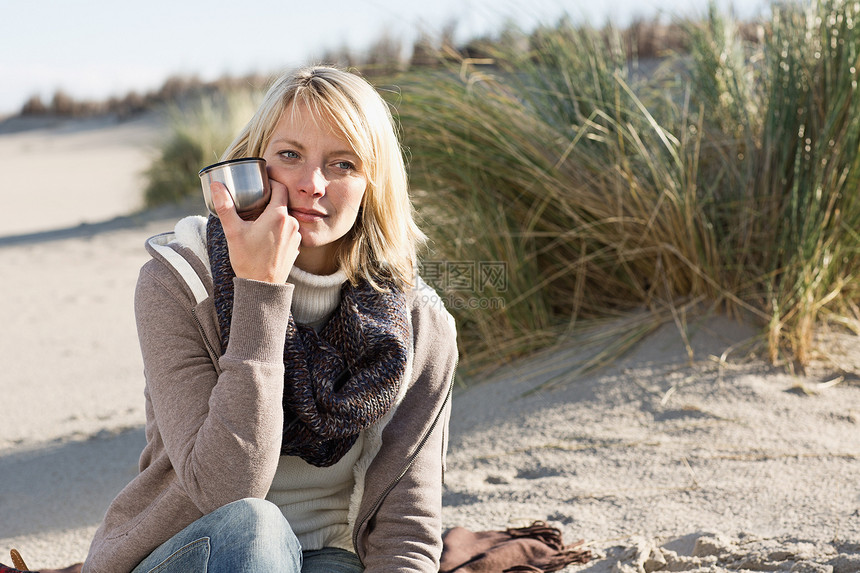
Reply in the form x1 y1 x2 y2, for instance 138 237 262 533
397 24 724 374
398 0 860 377
687 0 860 366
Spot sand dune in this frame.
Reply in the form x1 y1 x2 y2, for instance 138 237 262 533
1 116 858 572
0 114 164 237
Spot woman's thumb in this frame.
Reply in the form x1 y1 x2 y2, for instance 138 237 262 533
210 181 240 223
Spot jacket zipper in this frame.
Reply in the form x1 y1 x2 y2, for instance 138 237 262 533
191 307 221 372
352 358 458 560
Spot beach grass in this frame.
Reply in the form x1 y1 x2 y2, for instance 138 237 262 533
397 0 860 377
396 21 726 374
685 0 860 365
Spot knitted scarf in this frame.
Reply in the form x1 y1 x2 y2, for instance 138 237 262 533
206 216 410 467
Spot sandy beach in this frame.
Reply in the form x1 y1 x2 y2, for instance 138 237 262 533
1 114 859 572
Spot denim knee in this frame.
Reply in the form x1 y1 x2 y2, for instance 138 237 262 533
226 497 292 533
208 498 301 570
133 497 301 573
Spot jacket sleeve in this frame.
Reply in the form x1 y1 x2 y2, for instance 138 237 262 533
357 298 458 573
135 259 293 514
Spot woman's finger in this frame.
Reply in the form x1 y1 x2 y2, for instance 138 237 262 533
266 179 289 213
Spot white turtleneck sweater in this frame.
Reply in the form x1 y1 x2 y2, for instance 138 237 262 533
265 265 363 552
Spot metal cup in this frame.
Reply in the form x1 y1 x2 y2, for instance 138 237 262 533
199 157 271 218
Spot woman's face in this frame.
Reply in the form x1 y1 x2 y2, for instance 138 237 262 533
262 102 368 275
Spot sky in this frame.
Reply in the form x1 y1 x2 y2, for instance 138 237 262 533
0 0 767 116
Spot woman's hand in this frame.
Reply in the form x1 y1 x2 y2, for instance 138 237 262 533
210 180 301 284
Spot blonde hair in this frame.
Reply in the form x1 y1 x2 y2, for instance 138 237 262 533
221 66 424 291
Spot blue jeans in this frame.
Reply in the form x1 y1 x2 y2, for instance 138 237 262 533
303 547 363 572
130 498 363 573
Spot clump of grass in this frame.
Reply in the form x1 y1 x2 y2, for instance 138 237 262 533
687 0 860 365
397 22 724 372
143 89 262 207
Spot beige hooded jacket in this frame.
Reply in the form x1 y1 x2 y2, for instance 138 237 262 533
83 218 458 573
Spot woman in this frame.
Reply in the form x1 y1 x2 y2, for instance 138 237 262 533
83 66 458 573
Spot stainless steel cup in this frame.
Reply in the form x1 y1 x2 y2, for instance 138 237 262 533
199 157 271 218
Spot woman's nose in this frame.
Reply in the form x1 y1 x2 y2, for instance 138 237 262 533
298 167 327 196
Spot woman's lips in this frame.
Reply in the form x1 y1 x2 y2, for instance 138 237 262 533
289 208 326 222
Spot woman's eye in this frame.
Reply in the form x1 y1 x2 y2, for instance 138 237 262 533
334 160 355 171
279 150 299 159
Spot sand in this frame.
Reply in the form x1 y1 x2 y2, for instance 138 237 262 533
1 114 858 573
0 115 165 237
